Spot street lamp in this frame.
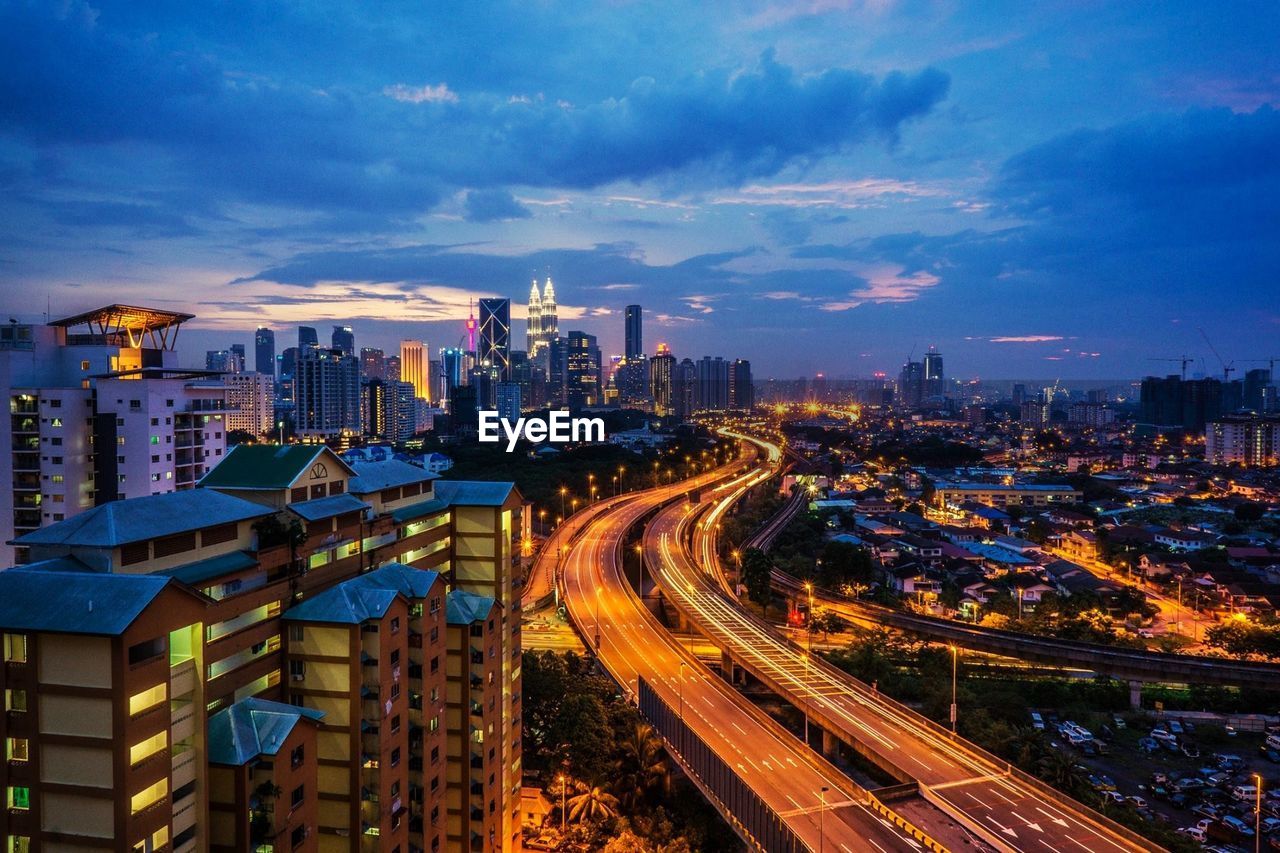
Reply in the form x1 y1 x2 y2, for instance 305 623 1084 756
559 486 567 522
819 785 829 853
1254 773 1263 853
635 543 646 595
558 773 567 836
949 645 959 734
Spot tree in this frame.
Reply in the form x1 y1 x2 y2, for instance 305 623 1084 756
740 548 773 616
249 781 282 847
602 830 652 853
1235 502 1265 522
553 693 613 782
612 722 671 808
1036 749 1087 795
568 784 620 824
808 608 846 640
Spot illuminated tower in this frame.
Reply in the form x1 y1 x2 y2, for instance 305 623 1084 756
541 276 558 343
465 299 478 355
479 298 512 381
527 279 543 356
399 339 430 401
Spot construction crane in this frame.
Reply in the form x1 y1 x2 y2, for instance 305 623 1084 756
1199 328 1235 382
1240 358 1280 377
1148 355 1193 381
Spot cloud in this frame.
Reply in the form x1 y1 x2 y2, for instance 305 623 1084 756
463 189 532 222
985 335 1066 343
382 82 459 104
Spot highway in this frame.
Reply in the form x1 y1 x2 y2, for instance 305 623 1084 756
547 446 933 852
643 431 1161 853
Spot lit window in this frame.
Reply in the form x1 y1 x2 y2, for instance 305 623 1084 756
4 689 27 712
150 436 159 445
129 731 168 767
129 683 167 717
130 778 168 814
6 737 28 763
50 418 62 427
6 785 30 811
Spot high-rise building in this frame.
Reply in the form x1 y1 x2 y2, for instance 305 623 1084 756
923 347 945 399
360 346 385 381
526 279 543 357
1139 375 1225 433
540 277 558 346
729 359 754 410
557 331 601 408
495 382 521 421
254 326 275 377
695 356 730 411
440 347 464 398
899 359 924 407
399 340 430 401
479 298 511 382
0 306 229 566
225 372 276 437
385 354 401 384
331 324 354 355
294 347 360 438
0 447 524 852
206 349 241 373
1205 416 1280 466
674 358 697 420
650 344 677 416
298 325 319 350
1244 368 1275 412
624 304 643 361
230 344 246 374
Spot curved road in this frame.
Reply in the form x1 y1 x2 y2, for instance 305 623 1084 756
548 446 925 852
643 431 1160 853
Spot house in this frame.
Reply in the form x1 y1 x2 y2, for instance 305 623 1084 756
1006 572 1057 604
887 563 942 599
892 534 944 564
1138 554 1192 580
521 787 555 830
1044 508 1094 527
1154 528 1219 551
1058 529 1100 562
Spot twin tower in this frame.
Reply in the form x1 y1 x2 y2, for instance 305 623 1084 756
526 276 559 359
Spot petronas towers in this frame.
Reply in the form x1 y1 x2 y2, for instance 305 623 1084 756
526 276 558 359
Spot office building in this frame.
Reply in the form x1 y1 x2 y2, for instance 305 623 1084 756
0 306 230 567
1205 416 1280 467
254 327 275 378
695 356 729 411
674 358 697 421
495 382 521 422
1243 368 1276 412
0 446 525 852
479 298 511 382
294 347 360 439
526 280 543 358
624 305 642 361
729 359 753 410
440 347 464 399
923 347 945 399
650 344 676 417
331 325 354 355
899 359 924 407
525 278 558 362
385 355 401 384
360 347 386 382
225 372 276 438
552 331 601 409
400 340 430 402
299 326 319 350
205 349 242 374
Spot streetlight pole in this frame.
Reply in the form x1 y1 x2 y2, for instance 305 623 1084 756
949 645 959 734
1254 773 1263 853
559 773 567 836
678 661 687 757
819 785 828 853
594 587 602 651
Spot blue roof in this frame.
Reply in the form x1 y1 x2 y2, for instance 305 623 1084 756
343 562 442 599
283 584 399 624
207 698 324 766
0 571 189 635
11 489 272 548
152 550 258 587
347 459 438 495
433 480 516 507
287 493 369 522
13 556 98 573
446 589 496 625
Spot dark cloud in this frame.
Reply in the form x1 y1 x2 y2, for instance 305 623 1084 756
463 189 532 223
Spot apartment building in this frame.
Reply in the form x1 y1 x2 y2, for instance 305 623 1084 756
1 443 523 852
933 481 1082 509
224 373 276 439
1 305 229 566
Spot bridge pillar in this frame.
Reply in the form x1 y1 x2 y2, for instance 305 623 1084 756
821 729 839 761
1128 680 1143 710
720 650 736 681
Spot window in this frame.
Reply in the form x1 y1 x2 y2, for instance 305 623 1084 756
4 689 27 712
129 400 141 410
50 437 61 446
150 418 158 426
127 636 165 666
390 683 400 701
290 785 304 809
6 786 30 811
289 624 304 642
150 436 159 445
118 436 126 445
291 744 305 769
390 747 401 767
130 778 167 815
51 474 63 484
129 683 167 717
129 731 168 767
6 737 29 763
291 825 307 849
391 714 401 734
390 649 400 666
3 633 27 663
8 836 30 853
430 745 439 764
291 487 307 503
390 617 400 634
80 360 90 370
390 781 400 799
50 417 62 427
289 659 305 680
429 656 439 674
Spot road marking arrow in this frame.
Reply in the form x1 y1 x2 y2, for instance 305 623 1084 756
1011 810 1043 832
1035 806 1070 828
985 816 1018 838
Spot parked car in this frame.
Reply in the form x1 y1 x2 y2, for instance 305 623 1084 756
1217 753 1245 770
1259 816 1280 834
1099 790 1125 805
1261 747 1280 764
1177 826 1206 842
1152 729 1179 744
1169 793 1190 809
1113 715 1127 729
1232 784 1259 803
1030 711 1045 730
1139 737 1160 753
1128 795 1148 809
1174 777 1207 793
1221 814 1255 837
1193 802 1222 820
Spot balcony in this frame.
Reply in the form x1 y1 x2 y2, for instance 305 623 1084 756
172 746 197 790
170 658 197 698
172 789 198 838
170 700 196 744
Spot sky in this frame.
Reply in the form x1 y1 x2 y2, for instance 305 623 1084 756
1 0 1277 380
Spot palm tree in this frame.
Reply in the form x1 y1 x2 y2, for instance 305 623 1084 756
1036 749 1087 795
1007 726 1047 769
568 784 620 825
613 722 671 807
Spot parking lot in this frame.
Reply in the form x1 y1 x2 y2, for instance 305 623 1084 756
1035 709 1280 851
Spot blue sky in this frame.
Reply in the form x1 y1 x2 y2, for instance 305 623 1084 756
1 0 1277 379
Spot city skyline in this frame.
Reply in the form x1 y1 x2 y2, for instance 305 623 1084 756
2 2 1277 378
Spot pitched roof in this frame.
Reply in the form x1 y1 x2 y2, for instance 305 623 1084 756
152 550 258 587
0 571 192 634
446 589 496 625
199 444 356 490
391 498 449 524
11 490 271 548
283 584 399 625
342 562 442 600
287 493 370 522
347 459 439 495
207 698 325 766
433 480 517 507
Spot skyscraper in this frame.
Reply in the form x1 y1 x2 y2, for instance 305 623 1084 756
230 343 246 373
440 347 464 398
254 326 275 377
399 340 430 401
360 346 385 381
625 304 643 361
479 297 511 381
729 359 754 410
923 346 945 399
696 356 730 411
298 325 318 350
650 344 676 416
899 359 924 407
527 279 543 356
331 324 354 355
294 347 361 437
